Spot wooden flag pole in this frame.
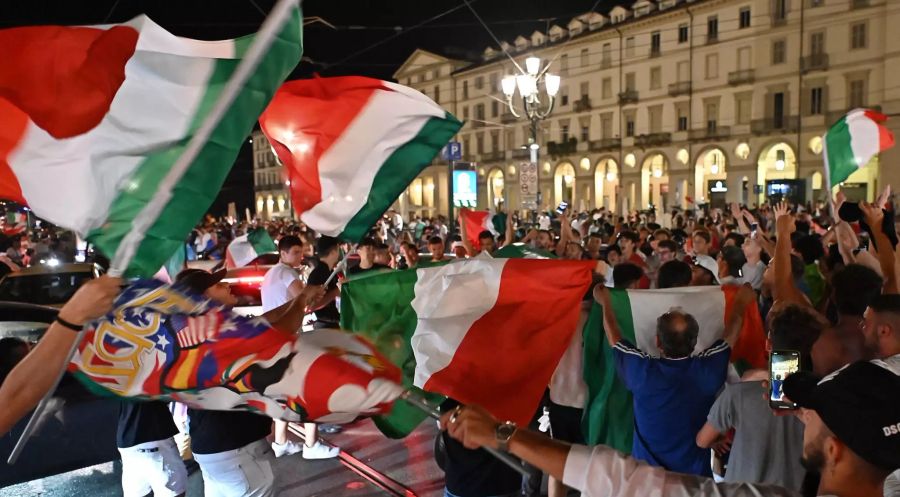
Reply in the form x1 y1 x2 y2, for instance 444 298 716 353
7 0 301 465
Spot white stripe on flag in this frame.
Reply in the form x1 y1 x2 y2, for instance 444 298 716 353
847 113 881 168
625 287 727 356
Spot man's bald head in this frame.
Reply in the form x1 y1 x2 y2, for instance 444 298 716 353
656 309 700 358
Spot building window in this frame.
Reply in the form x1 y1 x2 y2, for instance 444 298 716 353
626 119 635 137
810 32 825 55
602 43 612 66
736 95 752 124
463 106 470 120
650 67 662 90
705 54 719 79
580 48 589 69
810 87 824 115
849 79 865 107
475 104 485 120
678 24 689 43
560 54 569 74
740 7 751 28
418 74 424 83
561 125 570 142
463 81 469 99
561 87 569 106
602 78 612 99
774 0 788 20
432 69 440 79
649 106 662 133
434 86 440 104
475 76 484 90
678 115 688 131
581 125 590 142
463 138 470 156
491 100 499 118
489 73 498 92
651 31 661 56
772 40 786 64
476 135 484 154
580 82 590 99
601 114 613 138
625 37 635 57
490 132 499 151
625 73 636 91
851 23 867 49
707 16 718 42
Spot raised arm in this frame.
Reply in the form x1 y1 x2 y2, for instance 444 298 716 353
772 203 809 307
0 276 120 436
503 211 514 248
556 211 573 258
731 203 750 234
593 285 623 346
860 201 898 294
263 285 325 334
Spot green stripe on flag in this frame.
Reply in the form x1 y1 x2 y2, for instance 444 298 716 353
88 9 303 277
581 291 636 453
338 113 462 243
340 268 443 438
248 228 277 253
825 118 859 187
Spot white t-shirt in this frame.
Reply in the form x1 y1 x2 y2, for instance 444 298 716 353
261 263 300 313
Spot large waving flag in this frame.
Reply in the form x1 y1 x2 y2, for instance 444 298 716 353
226 228 277 269
259 76 462 242
458 208 505 249
0 12 302 276
69 280 403 424
341 257 594 435
824 108 895 187
581 286 767 452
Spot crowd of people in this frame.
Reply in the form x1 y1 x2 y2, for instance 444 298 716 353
1 191 899 497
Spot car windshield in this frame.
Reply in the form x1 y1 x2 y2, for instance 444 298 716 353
248 253 279 266
0 273 93 306
0 321 50 342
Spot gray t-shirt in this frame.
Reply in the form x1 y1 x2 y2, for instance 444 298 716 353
708 381 805 492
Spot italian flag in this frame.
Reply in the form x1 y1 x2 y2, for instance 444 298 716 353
824 108 895 187
341 257 594 435
0 11 302 276
225 228 277 269
458 208 505 249
259 76 461 243
581 286 767 453
1 211 27 236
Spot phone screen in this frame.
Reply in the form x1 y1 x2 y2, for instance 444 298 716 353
769 350 801 410
556 201 569 215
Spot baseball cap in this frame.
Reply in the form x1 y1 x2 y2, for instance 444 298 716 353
783 360 900 471
451 241 465 250
691 254 720 284
175 268 226 294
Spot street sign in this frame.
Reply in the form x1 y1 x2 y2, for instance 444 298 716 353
519 161 538 210
452 170 477 208
442 141 462 161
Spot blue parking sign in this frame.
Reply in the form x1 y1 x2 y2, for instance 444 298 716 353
442 141 462 161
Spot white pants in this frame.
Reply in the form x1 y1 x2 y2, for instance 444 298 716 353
194 439 277 497
118 438 187 497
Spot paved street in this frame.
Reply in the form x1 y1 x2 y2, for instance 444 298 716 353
0 420 444 497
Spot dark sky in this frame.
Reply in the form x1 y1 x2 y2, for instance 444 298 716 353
1 0 611 216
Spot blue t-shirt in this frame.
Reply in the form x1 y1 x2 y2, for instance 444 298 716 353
613 339 731 476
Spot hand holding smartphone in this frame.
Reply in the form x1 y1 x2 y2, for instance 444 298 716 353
556 201 569 215
769 350 801 410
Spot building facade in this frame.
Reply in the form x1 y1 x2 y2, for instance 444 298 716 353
251 130 291 219
394 0 900 217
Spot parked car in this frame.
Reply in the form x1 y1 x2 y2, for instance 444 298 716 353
0 263 103 308
0 302 119 486
220 253 280 316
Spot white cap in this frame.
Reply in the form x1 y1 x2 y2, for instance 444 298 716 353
691 254 721 284
451 241 465 250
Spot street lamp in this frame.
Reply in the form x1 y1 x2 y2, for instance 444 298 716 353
501 55 561 176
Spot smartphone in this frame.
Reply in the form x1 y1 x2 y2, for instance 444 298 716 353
769 350 801 410
556 201 569 215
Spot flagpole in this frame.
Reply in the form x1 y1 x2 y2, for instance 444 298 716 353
399 390 531 477
8 0 301 465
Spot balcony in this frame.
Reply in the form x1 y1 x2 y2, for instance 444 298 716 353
589 138 621 152
501 112 517 124
472 120 485 129
851 0 870 8
481 151 505 162
574 97 593 112
728 69 755 86
751 116 800 135
618 89 639 105
511 148 531 160
706 33 718 44
801 53 829 73
547 138 578 158
254 182 286 192
771 17 787 27
689 126 731 141
668 81 692 97
650 48 661 58
635 133 672 148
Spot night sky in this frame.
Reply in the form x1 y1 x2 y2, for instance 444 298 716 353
2 0 612 216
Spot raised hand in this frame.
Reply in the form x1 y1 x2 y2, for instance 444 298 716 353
877 184 892 208
58 276 122 325
860 201 885 228
775 202 795 235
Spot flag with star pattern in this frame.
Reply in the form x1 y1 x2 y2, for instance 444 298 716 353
68 280 404 423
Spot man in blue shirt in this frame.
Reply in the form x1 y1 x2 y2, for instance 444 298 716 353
593 284 756 476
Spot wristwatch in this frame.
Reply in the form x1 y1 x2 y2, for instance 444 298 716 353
495 421 517 452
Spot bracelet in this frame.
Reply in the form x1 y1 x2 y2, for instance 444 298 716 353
55 317 84 332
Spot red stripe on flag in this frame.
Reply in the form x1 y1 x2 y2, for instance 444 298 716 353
458 208 491 250
422 259 595 425
259 76 386 217
0 24 138 138
863 109 895 151
722 285 767 369
0 99 27 204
